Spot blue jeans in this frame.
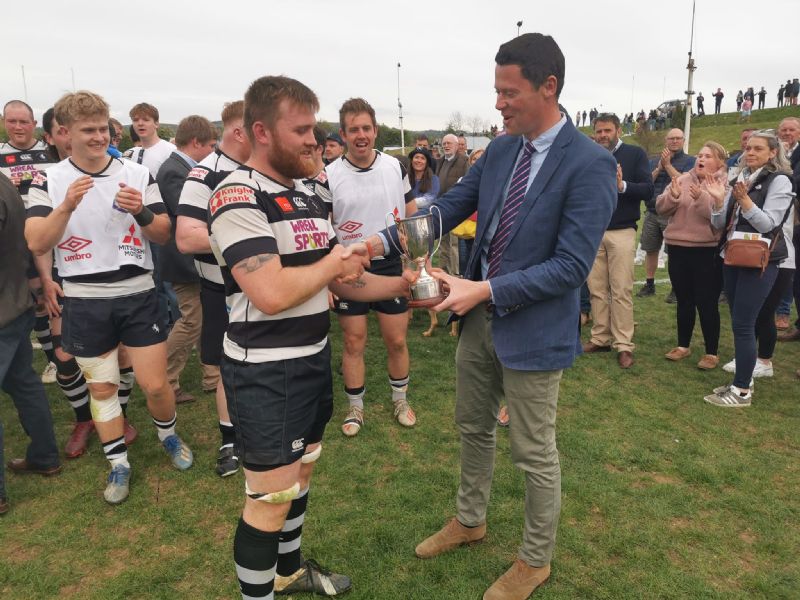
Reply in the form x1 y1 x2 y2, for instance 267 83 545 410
775 279 794 316
0 309 60 498
723 265 779 388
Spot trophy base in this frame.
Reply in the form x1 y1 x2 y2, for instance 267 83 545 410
408 294 446 309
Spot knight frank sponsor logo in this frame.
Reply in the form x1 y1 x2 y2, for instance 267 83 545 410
209 186 257 215
58 236 92 262
120 225 145 259
338 219 363 240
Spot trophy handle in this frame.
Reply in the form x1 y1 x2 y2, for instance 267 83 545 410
385 211 404 256
430 205 443 260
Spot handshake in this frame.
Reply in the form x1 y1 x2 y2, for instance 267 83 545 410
329 241 421 291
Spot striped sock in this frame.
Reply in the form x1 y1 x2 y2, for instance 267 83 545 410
56 365 91 422
118 367 134 417
276 486 309 576
389 375 409 403
34 315 55 363
102 435 129 468
234 517 279 599
219 420 236 450
344 386 365 410
153 414 177 441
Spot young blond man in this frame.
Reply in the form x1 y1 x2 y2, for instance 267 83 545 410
25 91 193 505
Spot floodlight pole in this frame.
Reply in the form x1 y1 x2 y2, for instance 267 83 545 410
683 0 697 153
21 65 28 102
397 62 404 154
516 20 522 36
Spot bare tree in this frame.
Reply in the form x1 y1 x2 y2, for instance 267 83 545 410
446 111 464 133
467 115 489 136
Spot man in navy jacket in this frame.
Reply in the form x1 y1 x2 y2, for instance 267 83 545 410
367 33 616 599
584 113 654 368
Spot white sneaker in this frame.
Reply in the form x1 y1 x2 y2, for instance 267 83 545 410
393 399 416 427
341 406 364 437
41 361 57 384
752 361 774 378
722 358 736 373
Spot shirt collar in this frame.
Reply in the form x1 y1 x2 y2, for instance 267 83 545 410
175 149 197 168
611 138 623 154
525 114 567 154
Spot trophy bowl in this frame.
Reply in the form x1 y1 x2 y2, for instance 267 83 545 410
386 206 445 309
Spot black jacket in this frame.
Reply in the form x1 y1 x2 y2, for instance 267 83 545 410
607 143 654 230
156 152 199 284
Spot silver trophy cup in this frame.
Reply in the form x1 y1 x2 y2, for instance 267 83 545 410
386 206 443 306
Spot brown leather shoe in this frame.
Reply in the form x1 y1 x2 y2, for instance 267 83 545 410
665 347 691 361
775 314 790 330
123 419 138 445
7 458 62 476
483 559 551 600
65 420 95 459
174 389 195 404
618 351 634 369
582 342 611 353
777 328 800 342
415 517 486 559
697 354 719 370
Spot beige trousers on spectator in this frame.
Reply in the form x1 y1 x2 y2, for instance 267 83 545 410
437 232 460 275
166 282 211 391
587 228 636 352
455 305 562 567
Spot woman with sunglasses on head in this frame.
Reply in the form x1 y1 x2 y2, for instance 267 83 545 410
704 130 795 407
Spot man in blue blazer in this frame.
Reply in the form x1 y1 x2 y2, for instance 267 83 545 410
365 33 616 599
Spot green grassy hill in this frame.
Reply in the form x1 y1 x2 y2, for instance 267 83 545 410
579 105 800 157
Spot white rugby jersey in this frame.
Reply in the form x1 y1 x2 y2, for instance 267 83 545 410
27 157 166 298
209 166 336 364
324 151 412 246
0 141 55 208
177 148 242 287
126 139 176 178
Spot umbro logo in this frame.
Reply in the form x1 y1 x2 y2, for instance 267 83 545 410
339 220 362 234
58 236 92 253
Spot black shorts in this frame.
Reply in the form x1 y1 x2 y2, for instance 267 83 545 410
61 289 168 357
332 258 408 316
221 342 333 471
200 280 228 366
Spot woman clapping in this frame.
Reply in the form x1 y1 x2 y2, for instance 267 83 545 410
656 142 728 370
704 131 794 407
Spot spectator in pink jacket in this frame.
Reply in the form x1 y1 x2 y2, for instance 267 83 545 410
656 141 728 369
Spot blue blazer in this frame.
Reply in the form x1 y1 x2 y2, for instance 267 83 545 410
419 121 616 371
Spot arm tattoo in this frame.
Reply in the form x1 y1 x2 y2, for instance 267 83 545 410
234 254 276 273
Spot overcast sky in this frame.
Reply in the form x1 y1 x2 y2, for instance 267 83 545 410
2 0 797 133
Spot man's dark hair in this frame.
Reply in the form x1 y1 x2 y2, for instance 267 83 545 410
244 75 319 143
414 133 429 143
313 125 327 147
175 115 217 147
339 97 377 131
594 113 621 129
495 33 565 98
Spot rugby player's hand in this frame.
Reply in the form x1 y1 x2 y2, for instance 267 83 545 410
10 173 22 187
331 244 365 284
63 175 93 212
340 242 371 268
42 278 64 318
115 182 144 214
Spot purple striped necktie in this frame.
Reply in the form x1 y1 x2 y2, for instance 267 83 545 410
486 141 535 279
